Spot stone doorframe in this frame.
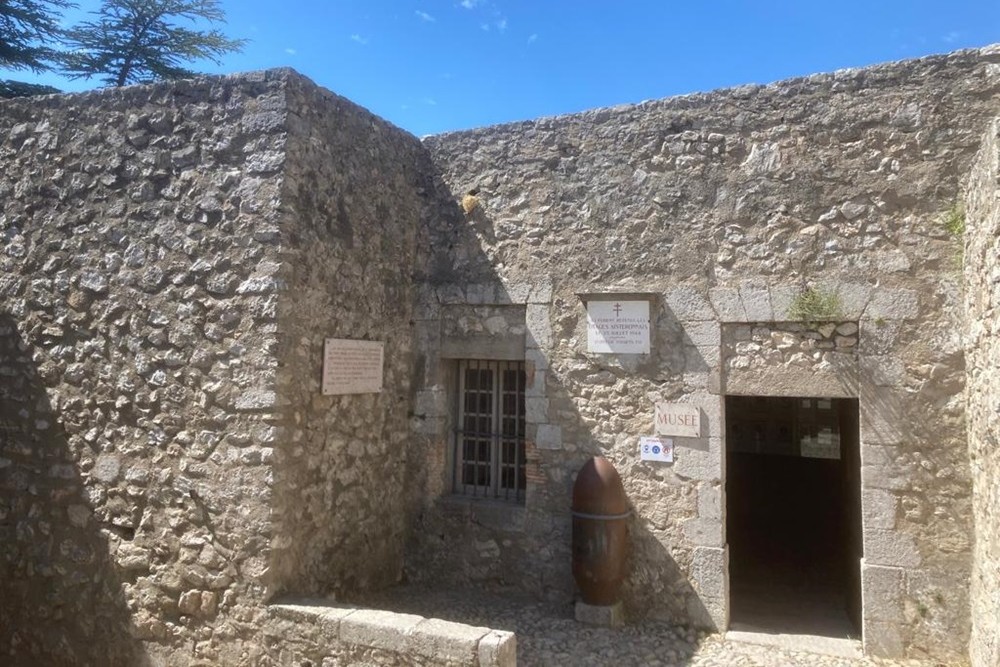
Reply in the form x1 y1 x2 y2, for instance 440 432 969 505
668 281 918 659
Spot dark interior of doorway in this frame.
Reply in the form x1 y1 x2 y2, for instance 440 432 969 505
726 395 862 639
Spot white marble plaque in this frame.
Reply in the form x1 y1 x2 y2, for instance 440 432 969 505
322 339 384 395
586 300 650 353
640 436 674 462
654 403 701 437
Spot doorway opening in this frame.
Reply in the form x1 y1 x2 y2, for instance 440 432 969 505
726 395 862 638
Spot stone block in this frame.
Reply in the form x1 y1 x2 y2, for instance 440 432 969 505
691 545 728 602
525 397 549 424
534 424 562 450
672 437 722 481
525 368 546 398
683 321 721 347
665 287 715 321
339 609 424 653
708 287 746 322
862 488 897 529
863 528 921 568
477 630 517 667
739 281 773 321
437 284 465 305
864 619 905 659
860 355 905 387
687 594 726 632
862 465 911 491
234 388 278 411
525 347 549 372
414 387 447 418
860 389 905 446
269 601 355 632
525 304 552 349
689 344 721 369
697 484 722 521
682 517 724 547
575 601 624 627
407 618 490 663
834 283 873 319
412 416 446 437
865 289 919 321
500 282 531 304
769 285 799 320
861 562 906 623
528 279 553 304
858 319 903 355
465 283 497 305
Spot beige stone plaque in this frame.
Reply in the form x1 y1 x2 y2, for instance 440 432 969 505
322 339 384 395
654 402 701 437
586 300 650 353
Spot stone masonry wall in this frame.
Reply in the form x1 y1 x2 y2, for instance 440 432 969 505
0 72 290 665
418 47 1000 662
265 75 433 601
964 118 1000 667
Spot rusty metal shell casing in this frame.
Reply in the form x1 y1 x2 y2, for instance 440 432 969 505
571 456 631 606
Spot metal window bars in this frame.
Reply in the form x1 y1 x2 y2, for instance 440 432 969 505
454 359 526 503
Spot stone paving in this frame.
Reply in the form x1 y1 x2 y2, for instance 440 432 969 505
358 586 948 667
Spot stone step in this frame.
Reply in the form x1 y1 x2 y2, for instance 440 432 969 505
266 598 517 666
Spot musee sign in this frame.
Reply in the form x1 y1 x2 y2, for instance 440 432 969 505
654 402 701 438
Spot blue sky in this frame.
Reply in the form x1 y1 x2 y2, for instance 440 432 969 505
5 1 1000 135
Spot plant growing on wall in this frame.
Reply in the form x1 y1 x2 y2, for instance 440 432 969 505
943 202 965 236
461 190 480 216
788 287 843 327
943 201 965 268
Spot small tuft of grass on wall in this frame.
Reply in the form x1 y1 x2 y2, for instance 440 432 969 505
943 202 965 268
943 202 965 237
788 287 843 328
461 190 480 216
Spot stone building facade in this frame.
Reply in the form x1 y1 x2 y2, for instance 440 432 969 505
1 46 999 666
964 117 1000 667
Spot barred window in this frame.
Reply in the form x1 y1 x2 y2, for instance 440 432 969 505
454 360 526 503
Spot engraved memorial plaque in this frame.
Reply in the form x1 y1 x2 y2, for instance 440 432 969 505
322 339 384 395
586 300 650 354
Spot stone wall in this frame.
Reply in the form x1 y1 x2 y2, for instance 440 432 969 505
3 46 1000 666
416 47 1000 662
0 69 444 665
0 72 290 664
964 118 1000 667
266 75 433 600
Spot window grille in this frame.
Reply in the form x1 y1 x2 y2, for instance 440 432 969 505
454 360 526 502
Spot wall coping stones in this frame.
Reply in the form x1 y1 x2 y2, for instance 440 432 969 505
268 599 517 666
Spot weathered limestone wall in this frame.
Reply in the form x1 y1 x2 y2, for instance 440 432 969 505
0 73 290 664
266 75 432 599
0 69 442 665
964 118 1000 667
417 47 1000 662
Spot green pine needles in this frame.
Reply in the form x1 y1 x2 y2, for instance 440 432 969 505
62 0 246 87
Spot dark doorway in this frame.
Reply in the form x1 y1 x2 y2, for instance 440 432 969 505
726 395 862 638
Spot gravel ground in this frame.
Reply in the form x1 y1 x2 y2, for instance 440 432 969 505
356 586 947 667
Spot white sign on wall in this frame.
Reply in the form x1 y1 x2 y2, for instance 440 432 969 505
586 300 650 354
654 403 701 438
322 339 384 395
640 436 674 463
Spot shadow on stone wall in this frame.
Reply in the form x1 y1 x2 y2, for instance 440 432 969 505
399 172 715 660
0 313 142 666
